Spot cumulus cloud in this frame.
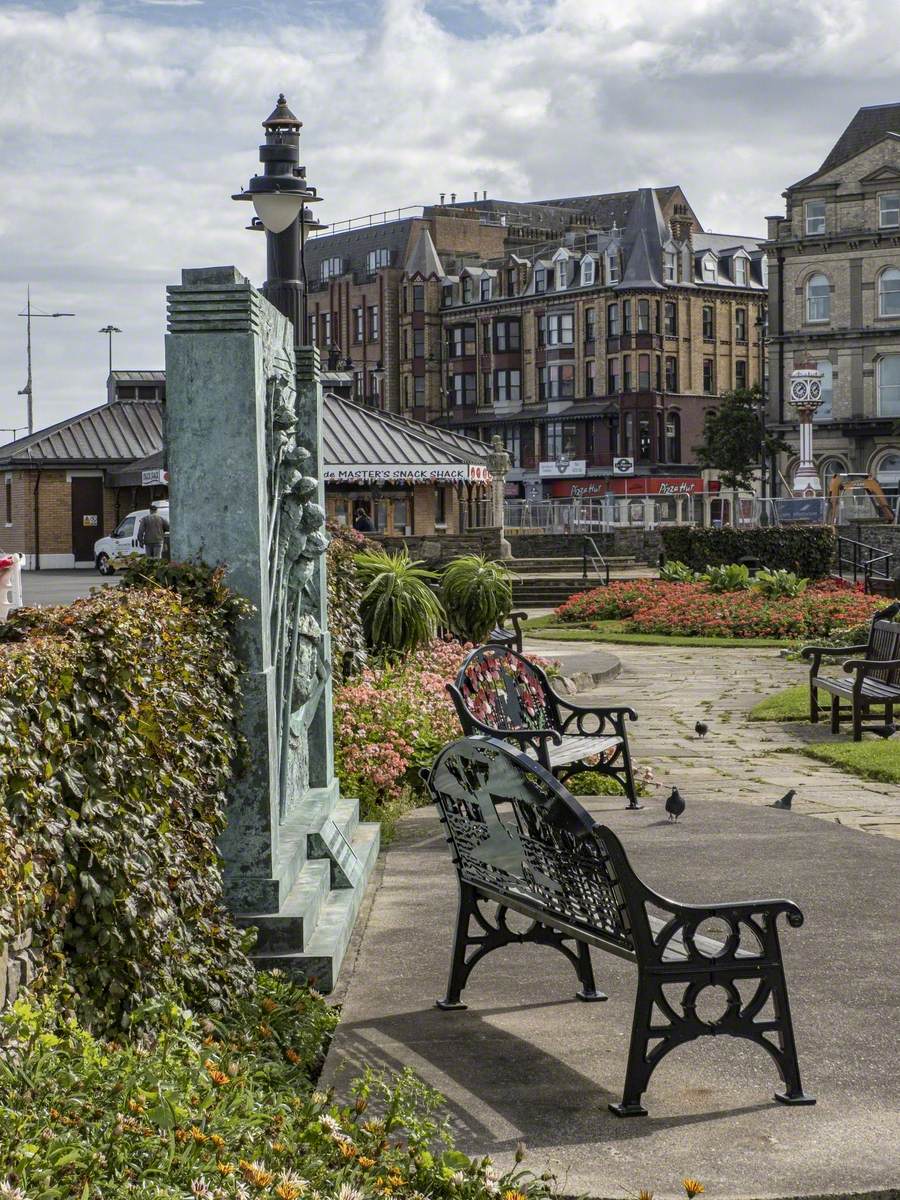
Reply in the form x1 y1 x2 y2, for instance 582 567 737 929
1 0 899 427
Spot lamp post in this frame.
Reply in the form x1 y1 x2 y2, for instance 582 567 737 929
788 363 825 495
98 325 122 376
18 287 75 435
232 94 326 337
755 306 768 502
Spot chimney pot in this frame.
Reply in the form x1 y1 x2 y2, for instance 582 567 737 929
451 192 456 203
440 192 445 204
482 190 487 200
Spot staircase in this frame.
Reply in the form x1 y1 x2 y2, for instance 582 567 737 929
509 555 652 608
236 790 379 992
833 536 896 596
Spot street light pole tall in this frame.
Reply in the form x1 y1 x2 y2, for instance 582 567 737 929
18 286 75 435
232 95 326 340
98 324 122 376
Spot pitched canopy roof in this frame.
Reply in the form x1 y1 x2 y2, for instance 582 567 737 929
404 228 445 279
324 394 489 470
0 400 163 467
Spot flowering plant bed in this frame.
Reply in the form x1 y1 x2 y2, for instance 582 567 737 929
556 580 883 640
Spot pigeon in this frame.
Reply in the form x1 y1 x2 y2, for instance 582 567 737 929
665 787 685 822
694 721 709 739
770 789 795 810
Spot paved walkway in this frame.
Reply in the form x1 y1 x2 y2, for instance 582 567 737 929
325 640 900 1199
531 638 900 839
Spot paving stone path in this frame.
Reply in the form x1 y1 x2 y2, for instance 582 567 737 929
532 638 900 839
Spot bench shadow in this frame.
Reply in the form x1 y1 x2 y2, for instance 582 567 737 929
330 1003 775 1154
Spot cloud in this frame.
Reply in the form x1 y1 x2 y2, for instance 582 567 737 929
1 0 900 428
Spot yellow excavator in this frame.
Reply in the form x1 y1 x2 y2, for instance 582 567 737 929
827 473 895 523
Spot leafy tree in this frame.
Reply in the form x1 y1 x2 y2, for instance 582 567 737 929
693 385 789 490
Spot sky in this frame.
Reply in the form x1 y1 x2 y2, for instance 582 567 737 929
2 0 900 433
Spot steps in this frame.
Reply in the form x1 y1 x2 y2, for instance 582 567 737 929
237 794 380 992
507 555 654 607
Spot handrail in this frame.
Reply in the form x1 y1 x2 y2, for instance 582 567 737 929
835 536 894 593
582 536 610 586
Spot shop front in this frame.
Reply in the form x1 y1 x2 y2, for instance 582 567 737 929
324 463 493 536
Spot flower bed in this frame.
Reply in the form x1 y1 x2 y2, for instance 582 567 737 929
556 580 882 640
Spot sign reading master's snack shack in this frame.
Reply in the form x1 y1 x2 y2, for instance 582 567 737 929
324 463 492 485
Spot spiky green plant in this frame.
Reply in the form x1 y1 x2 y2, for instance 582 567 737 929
441 554 514 643
354 546 444 655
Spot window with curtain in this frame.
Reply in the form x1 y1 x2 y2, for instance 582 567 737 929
702 305 714 340
607 303 620 337
638 299 650 332
806 274 830 322
877 354 900 416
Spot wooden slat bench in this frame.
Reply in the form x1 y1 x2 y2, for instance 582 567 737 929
447 644 640 808
803 602 900 739
424 735 815 1117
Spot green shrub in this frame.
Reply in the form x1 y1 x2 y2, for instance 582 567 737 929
755 568 808 598
661 525 835 578
702 562 752 592
0 978 553 1200
659 559 697 583
355 547 445 656
326 524 370 680
441 555 513 643
0 571 255 1031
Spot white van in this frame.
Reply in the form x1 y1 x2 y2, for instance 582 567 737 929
93 502 169 575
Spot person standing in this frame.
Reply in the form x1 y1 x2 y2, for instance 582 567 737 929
137 508 167 559
353 507 374 532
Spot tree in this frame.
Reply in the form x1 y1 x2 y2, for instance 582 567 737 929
693 385 789 491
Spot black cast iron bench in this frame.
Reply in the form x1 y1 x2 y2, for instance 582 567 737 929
486 610 527 655
423 736 814 1117
803 602 900 739
447 643 640 807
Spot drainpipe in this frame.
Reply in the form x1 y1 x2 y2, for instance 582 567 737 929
32 469 41 571
774 248 786 497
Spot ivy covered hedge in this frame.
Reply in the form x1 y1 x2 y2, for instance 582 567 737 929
661 525 836 578
0 564 256 1031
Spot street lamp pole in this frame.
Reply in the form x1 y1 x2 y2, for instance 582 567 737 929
232 95 325 340
756 305 768 504
18 286 75 435
99 324 122 376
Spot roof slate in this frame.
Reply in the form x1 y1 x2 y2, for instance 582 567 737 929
404 229 445 279
819 103 900 174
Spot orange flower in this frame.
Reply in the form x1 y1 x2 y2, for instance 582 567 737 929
204 1059 230 1087
210 1134 226 1151
358 1157 376 1169
683 1181 704 1199
217 1163 235 1177
504 1191 528 1200
261 997 278 1014
190 1126 207 1143
239 1159 275 1189
285 1048 301 1065
339 1142 358 1159
259 1022 273 1038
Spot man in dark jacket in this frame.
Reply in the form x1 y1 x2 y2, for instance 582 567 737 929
137 509 167 559
353 507 374 532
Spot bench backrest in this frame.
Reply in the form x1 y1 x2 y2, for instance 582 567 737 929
454 645 558 734
866 609 900 685
426 736 636 956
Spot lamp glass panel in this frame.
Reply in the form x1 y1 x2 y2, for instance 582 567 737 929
252 193 304 233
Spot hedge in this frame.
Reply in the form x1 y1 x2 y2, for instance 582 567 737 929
0 563 256 1031
660 525 836 578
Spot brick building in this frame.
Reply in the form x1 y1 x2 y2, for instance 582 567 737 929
766 103 900 499
304 188 766 499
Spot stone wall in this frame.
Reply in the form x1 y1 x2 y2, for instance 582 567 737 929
370 528 502 564
508 529 662 562
0 928 40 1013
837 524 900 562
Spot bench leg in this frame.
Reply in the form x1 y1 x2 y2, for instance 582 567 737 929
769 967 816 1107
575 941 606 1003
809 681 819 724
609 974 654 1116
436 881 478 1010
831 695 840 734
852 697 863 741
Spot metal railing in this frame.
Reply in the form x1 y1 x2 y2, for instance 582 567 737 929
310 205 425 237
582 536 610 585
835 537 895 593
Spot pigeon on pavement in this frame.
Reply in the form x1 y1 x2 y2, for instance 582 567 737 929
694 721 709 738
665 787 686 822
770 789 796 810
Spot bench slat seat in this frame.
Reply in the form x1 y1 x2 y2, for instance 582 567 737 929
448 644 640 808
425 737 813 1118
804 603 900 739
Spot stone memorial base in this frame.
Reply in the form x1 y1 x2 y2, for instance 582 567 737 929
235 784 379 991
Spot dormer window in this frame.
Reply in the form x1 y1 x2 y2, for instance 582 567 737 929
702 256 717 283
879 193 900 228
320 256 343 282
581 257 596 286
442 283 455 307
480 275 492 301
365 248 391 272
607 252 620 284
462 276 474 304
534 267 547 293
555 260 567 291
664 250 677 283
805 200 826 236
734 257 748 286
506 266 517 295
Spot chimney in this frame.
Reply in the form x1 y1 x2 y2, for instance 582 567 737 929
474 191 478 201
482 190 487 200
451 192 456 204
670 205 694 249
440 192 445 205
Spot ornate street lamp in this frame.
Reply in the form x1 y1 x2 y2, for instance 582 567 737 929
788 363 825 495
233 94 326 336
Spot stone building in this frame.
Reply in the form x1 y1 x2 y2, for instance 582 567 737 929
766 103 900 499
304 188 766 498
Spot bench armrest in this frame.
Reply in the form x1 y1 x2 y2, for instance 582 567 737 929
843 657 900 674
801 642 867 662
553 696 637 739
555 696 638 722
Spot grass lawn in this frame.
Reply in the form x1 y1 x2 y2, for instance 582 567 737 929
793 738 900 784
523 614 795 649
749 683 809 721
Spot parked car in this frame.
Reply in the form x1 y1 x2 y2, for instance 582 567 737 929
94 502 169 575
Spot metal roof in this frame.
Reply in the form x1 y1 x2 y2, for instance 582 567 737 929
324 394 490 468
0 400 163 466
109 370 166 382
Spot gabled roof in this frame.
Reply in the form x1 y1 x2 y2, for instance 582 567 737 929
819 103 900 174
404 228 445 279
323 394 490 469
0 399 163 466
